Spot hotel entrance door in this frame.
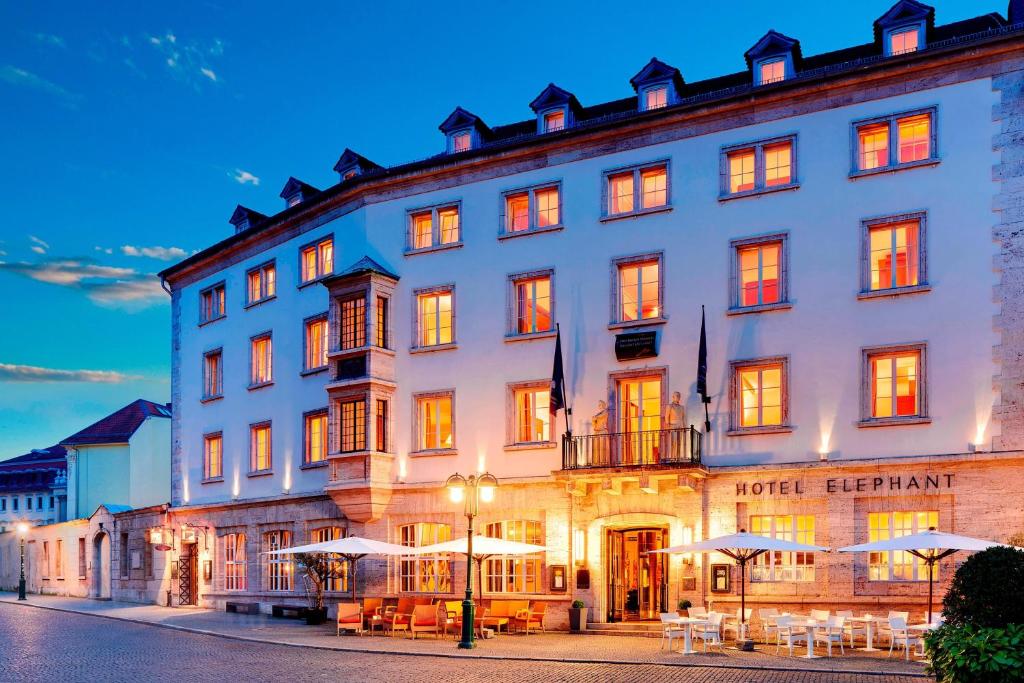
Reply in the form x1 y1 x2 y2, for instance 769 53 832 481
607 527 668 621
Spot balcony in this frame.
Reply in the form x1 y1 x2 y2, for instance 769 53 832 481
561 427 702 470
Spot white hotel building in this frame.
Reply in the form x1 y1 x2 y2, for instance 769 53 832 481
156 0 1024 626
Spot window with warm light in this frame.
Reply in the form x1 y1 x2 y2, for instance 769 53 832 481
513 386 551 444
416 393 453 451
224 533 247 591
202 349 222 400
764 143 792 186
338 398 366 453
543 109 565 132
250 333 272 386
304 409 328 463
503 184 561 236
751 515 815 581
868 511 937 581
507 192 529 232
246 261 276 305
731 359 787 431
512 273 553 336
249 422 272 473
485 520 543 592
340 296 366 350
312 527 347 591
408 204 461 251
759 59 786 84
304 315 329 370
729 150 756 193
200 282 225 323
869 349 921 419
854 109 935 173
263 530 293 591
643 86 668 111
375 296 390 349
867 219 921 291
203 432 223 480
375 398 389 452
617 258 661 323
416 288 454 347
452 131 471 153
300 237 334 284
889 28 919 55
722 137 796 197
735 240 783 308
604 162 669 217
399 523 452 592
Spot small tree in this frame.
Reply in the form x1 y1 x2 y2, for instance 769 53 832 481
942 546 1024 628
295 552 347 612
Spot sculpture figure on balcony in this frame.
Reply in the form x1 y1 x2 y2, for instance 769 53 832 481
592 400 609 466
666 391 685 460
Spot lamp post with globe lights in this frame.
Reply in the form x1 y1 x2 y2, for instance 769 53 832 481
445 472 497 649
17 522 29 600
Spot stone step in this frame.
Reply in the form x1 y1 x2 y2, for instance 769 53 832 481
583 622 664 637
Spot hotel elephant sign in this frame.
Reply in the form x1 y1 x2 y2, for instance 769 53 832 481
735 473 955 497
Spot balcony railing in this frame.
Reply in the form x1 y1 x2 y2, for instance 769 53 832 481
561 427 702 470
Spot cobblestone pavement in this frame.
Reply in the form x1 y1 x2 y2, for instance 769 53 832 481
0 596 932 682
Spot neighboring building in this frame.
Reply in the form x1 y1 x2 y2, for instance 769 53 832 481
157 1 1024 625
0 445 67 532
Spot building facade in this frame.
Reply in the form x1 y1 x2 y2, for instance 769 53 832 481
158 1 1024 626
0 445 67 533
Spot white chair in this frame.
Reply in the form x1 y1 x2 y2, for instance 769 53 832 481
758 608 780 644
775 615 810 656
887 616 921 660
692 612 724 653
810 609 831 622
659 613 686 652
814 615 846 656
688 606 707 619
837 610 864 647
878 610 909 645
723 607 752 641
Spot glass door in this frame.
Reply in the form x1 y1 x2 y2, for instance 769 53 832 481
617 377 662 465
607 527 667 621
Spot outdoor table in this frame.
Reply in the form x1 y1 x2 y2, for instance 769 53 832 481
367 612 384 636
909 623 939 657
667 617 711 655
786 618 823 659
847 615 885 652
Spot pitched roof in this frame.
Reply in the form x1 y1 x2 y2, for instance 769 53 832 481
229 205 268 231
0 444 66 470
61 399 172 447
438 106 491 136
327 255 399 281
279 177 320 200
629 57 685 91
529 83 582 114
745 30 803 68
333 148 382 175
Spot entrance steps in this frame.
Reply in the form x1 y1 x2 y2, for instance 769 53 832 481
584 621 663 637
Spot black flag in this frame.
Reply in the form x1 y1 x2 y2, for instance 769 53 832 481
697 306 711 432
550 324 566 417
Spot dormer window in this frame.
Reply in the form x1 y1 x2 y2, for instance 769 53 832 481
629 58 684 114
875 1 931 57
279 177 319 209
643 86 668 111
529 83 581 135
333 148 382 182
759 59 786 85
543 110 565 133
452 131 472 153
439 107 491 154
343 170 357 180
889 27 919 55
745 31 801 87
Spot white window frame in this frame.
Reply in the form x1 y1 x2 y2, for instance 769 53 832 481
507 381 552 446
499 182 563 238
728 356 791 435
867 511 938 581
860 343 929 426
303 313 329 372
413 390 455 453
249 421 272 474
406 202 462 253
223 532 247 591
398 523 452 593
507 269 555 339
610 252 664 327
303 408 328 465
859 212 929 298
720 135 798 199
601 160 671 220
203 431 223 481
729 233 790 314
851 107 938 176
263 530 293 592
299 236 334 285
413 285 455 350
245 260 276 306
750 515 815 582
484 520 543 593
249 332 273 388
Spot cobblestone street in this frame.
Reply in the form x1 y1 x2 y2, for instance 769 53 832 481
0 601 930 683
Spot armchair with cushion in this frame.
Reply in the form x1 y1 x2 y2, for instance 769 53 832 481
362 597 384 633
511 601 547 635
410 604 442 639
384 597 417 636
452 602 488 638
482 600 528 634
336 603 363 636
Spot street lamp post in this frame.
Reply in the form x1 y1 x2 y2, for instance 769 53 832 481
445 471 497 650
17 522 29 601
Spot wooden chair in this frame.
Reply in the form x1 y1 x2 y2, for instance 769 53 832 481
442 600 462 638
410 604 441 639
453 603 488 638
511 602 547 634
335 603 363 636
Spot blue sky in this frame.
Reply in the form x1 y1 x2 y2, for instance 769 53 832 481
0 0 996 458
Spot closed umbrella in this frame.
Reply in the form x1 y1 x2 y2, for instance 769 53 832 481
652 530 827 646
416 536 548 598
838 527 1006 623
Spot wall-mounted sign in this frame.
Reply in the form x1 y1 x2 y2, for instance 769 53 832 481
181 528 197 543
614 331 657 361
710 564 731 593
130 551 142 570
576 568 591 590
734 473 955 497
550 565 567 593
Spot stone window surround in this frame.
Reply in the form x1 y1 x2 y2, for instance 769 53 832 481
248 419 273 476
604 366 670 435
718 133 799 200
849 105 939 178
411 388 456 457
301 312 329 375
609 251 666 329
498 180 564 239
202 431 224 483
248 330 273 390
302 407 329 468
404 200 464 255
411 283 457 353
504 379 557 450
198 280 226 326
334 395 368 455
506 267 556 341
727 355 792 436
244 259 277 309
727 231 792 315
600 158 673 221
296 233 334 288
858 211 931 300
201 346 224 402
859 341 930 428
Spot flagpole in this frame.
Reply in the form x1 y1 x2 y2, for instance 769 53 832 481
557 323 571 437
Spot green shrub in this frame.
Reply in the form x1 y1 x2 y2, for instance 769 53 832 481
942 546 1024 628
571 599 585 609
678 599 692 611
926 623 1024 683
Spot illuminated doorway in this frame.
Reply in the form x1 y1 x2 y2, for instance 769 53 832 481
606 527 668 621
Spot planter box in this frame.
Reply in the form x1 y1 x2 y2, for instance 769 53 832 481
569 607 588 632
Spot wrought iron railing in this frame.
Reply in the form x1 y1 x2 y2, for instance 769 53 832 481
561 426 702 470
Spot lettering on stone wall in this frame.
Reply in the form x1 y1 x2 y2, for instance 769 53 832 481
735 473 954 497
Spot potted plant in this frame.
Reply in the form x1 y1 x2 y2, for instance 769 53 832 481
677 599 692 617
295 552 346 626
569 599 588 632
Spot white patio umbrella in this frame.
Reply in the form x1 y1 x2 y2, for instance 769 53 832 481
416 536 548 597
651 530 827 644
838 528 1006 623
266 536 415 602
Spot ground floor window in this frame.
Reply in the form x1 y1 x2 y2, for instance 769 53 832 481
224 533 247 591
485 520 542 593
868 511 937 581
311 526 347 593
399 523 451 593
750 515 815 582
263 530 293 592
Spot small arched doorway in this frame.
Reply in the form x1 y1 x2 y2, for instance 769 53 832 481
92 531 111 599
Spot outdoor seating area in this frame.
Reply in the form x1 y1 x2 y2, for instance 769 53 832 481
332 597 548 639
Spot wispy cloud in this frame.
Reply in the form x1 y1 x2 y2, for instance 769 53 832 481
145 31 225 88
94 246 113 255
29 235 49 254
32 33 66 49
0 363 143 383
120 245 187 261
232 169 260 186
0 258 167 309
200 67 217 82
0 65 81 108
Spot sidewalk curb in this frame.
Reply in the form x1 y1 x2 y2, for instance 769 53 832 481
0 599 929 678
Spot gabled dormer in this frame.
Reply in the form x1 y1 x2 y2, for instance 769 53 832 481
875 0 934 56
629 58 684 112
333 148 382 182
279 177 320 208
439 107 491 154
745 30 801 86
529 83 582 134
228 205 267 234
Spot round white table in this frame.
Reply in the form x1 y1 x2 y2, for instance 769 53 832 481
847 615 886 652
786 618 822 659
668 617 711 655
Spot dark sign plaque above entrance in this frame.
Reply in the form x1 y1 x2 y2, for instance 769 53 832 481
615 331 658 361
